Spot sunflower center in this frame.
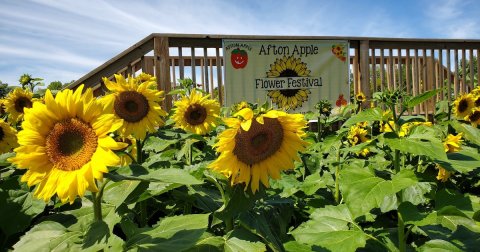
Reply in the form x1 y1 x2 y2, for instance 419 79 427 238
114 91 149 122
185 104 207 125
233 117 284 165
475 97 480 107
14 97 33 113
458 99 469 113
0 127 4 141
46 118 98 171
280 89 301 97
470 111 480 122
279 69 298 77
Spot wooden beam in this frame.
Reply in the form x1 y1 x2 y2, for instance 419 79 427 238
154 36 172 110
359 40 371 97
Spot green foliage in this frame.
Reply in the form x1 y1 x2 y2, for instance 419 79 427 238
1 83 479 251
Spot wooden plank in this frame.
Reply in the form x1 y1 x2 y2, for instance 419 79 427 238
447 49 452 101
204 47 210 93
422 49 427 115
405 49 411 97
469 49 474 91
430 49 436 112
371 48 377 92
359 40 370 98
462 49 466 93
215 47 223 105
353 47 359 94
397 49 403 92
154 36 172 110
380 49 385 92
454 49 459 97
477 49 480 89
413 49 419 113
178 47 185 79
200 57 205 91
209 59 214 96
389 49 394 90
439 49 444 99
171 58 176 90
191 47 197 84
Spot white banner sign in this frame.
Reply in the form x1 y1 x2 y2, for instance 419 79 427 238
223 40 350 112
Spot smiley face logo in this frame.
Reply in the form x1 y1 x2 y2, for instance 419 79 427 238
230 48 248 69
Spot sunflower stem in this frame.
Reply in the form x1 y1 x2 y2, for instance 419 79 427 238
188 139 193 165
334 148 341 205
136 139 144 163
92 192 102 222
92 179 110 223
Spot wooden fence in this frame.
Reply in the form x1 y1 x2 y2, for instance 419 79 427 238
71 34 480 114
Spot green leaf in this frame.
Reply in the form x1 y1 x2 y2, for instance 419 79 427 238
401 182 432 205
186 232 225 252
125 214 209 251
290 204 367 252
436 147 480 173
343 108 384 127
449 120 480 145
143 137 177 152
224 237 266 252
106 165 202 185
299 172 326 195
0 152 14 166
340 168 417 217
103 180 143 207
418 239 463 252
383 134 448 161
406 89 440 109
399 202 437 226
13 221 73 252
283 241 313 252
0 176 46 236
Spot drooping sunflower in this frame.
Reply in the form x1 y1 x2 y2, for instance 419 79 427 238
9 85 127 203
347 125 369 146
117 136 137 166
102 74 167 140
465 107 480 127
0 119 18 153
443 133 463 153
4 88 36 123
435 164 452 182
172 89 220 135
209 108 309 193
266 56 311 110
452 94 474 118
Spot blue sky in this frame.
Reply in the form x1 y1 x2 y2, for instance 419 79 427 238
1 0 480 86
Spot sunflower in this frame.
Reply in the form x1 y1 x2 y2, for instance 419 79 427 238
102 74 167 140
472 95 480 107
0 119 18 153
443 133 463 153
465 107 480 127
209 108 309 193
4 88 36 123
347 125 369 146
118 136 137 166
172 89 220 135
435 164 451 182
9 85 127 203
266 56 311 110
453 94 474 118
355 91 366 103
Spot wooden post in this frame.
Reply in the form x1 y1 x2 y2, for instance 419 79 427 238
154 36 172 110
359 40 371 98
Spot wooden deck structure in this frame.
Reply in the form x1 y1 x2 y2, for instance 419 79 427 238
70 34 480 114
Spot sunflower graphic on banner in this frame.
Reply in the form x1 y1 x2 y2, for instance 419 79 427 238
223 40 349 113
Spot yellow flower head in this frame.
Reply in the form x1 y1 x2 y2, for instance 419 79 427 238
117 136 137 166
436 164 452 182
453 94 474 118
355 91 366 103
4 88 37 123
235 101 250 112
357 148 370 157
101 74 167 140
209 108 309 193
465 107 480 127
172 89 220 135
347 125 369 146
443 133 463 153
9 85 127 203
399 121 433 137
0 119 18 153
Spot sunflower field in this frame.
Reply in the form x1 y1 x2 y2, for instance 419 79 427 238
0 73 479 252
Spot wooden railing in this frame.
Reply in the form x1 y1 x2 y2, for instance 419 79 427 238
70 34 480 113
